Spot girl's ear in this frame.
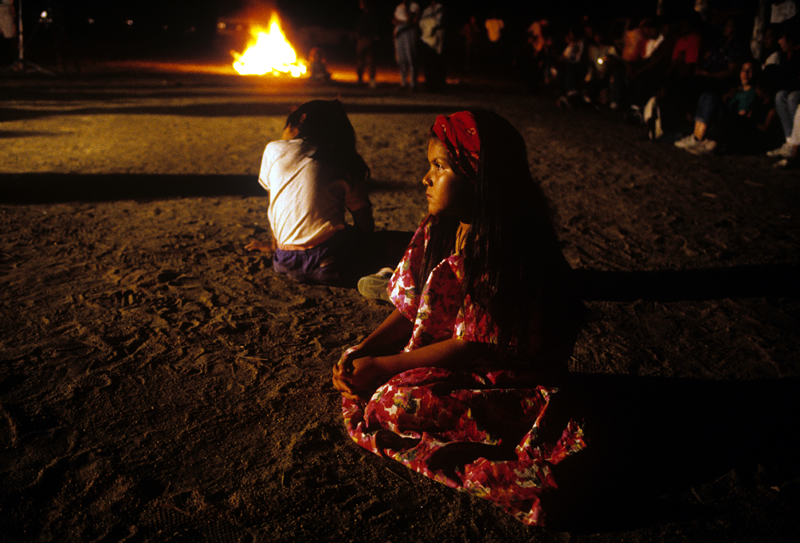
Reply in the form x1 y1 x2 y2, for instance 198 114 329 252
299 113 307 126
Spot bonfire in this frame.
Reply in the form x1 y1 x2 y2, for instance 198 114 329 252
232 13 307 77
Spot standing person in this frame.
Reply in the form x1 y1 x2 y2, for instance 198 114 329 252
484 11 505 70
355 0 380 88
246 100 374 286
333 110 587 526
460 14 480 73
393 0 421 90
0 0 16 67
419 0 446 91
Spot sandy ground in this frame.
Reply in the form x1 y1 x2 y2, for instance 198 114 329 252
1 62 799 542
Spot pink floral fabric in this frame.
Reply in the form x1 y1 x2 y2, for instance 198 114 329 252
388 215 500 349
341 216 587 526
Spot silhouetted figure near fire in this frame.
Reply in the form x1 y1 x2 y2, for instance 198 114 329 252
355 0 379 88
393 0 420 90
419 0 446 91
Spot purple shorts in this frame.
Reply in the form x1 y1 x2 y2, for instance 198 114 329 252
273 228 359 286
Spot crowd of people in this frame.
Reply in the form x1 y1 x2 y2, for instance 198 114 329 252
355 0 517 92
350 2 799 168
524 2 799 168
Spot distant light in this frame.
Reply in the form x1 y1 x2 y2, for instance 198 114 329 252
217 22 226 30
126 19 134 26
40 11 47 18
597 58 604 65
87 18 95 25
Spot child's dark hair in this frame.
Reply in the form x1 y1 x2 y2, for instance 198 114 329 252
285 99 370 184
421 110 585 360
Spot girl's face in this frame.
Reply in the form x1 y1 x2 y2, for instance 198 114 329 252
740 62 754 86
423 139 473 220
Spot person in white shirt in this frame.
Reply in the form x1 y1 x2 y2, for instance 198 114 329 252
247 100 375 285
419 0 445 91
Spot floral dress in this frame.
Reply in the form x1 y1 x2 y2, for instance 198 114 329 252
341 216 586 526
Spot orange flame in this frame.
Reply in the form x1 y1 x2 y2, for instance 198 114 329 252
232 13 307 77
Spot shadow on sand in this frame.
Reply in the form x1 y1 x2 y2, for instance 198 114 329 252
0 173 263 203
553 265 800 530
545 373 800 533
0 173 421 204
575 264 800 301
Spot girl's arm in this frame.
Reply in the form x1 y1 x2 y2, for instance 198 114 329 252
333 309 413 399
756 108 777 132
338 309 412 364
333 336 487 400
351 207 375 234
244 190 276 253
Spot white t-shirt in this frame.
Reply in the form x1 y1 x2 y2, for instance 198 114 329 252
419 3 444 52
485 18 504 43
394 2 420 28
771 1 798 23
258 139 371 249
0 0 16 38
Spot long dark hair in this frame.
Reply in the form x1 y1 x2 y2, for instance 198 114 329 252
285 99 370 184
421 110 584 359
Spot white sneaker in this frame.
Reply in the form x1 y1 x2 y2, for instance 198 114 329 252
687 139 716 155
674 134 698 150
357 267 394 302
767 142 794 158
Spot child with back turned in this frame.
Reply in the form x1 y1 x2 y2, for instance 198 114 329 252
332 110 587 526
246 100 375 286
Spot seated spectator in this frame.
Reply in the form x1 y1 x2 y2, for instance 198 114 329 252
526 18 557 93
693 16 749 96
583 20 623 108
767 22 800 157
771 0 798 25
620 16 661 117
649 11 704 137
555 24 589 107
760 24 783 71
308 48 331 81
674 60 769 154
627 18 679 114
622 17 656 68
773 103 800 167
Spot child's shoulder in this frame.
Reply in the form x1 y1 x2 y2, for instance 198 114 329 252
266 138 314 160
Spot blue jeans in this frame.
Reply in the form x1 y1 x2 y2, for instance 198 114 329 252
694 92 723 126
775 90 800 140
395 27 418 88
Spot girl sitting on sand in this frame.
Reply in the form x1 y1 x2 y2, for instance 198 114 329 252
332 110 587 526
246 99 375 285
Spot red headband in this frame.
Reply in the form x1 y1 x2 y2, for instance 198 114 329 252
432 111 480 182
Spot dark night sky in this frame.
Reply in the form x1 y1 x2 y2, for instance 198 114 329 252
22 0 672 32
17 0 755 60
